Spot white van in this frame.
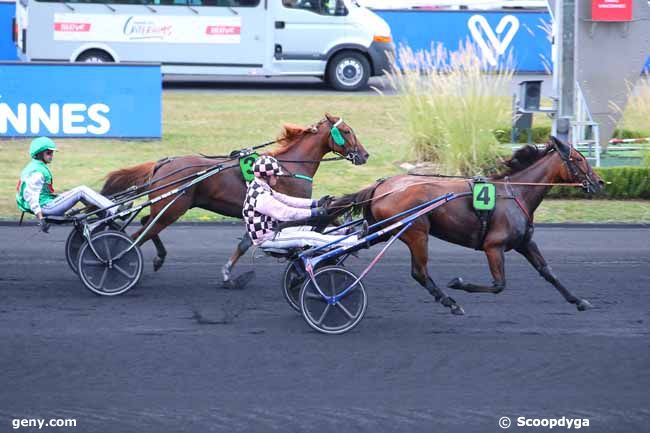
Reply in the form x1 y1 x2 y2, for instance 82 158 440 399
14 0 394 90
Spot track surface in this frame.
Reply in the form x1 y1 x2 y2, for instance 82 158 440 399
1 225 648 433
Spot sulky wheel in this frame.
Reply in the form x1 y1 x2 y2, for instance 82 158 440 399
65 222 122 274
76 230 143 296
283 257 344 312
299 266 367 335
283 258 307 312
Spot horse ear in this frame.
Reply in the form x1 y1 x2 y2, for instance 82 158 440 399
551 136 570 157
324 113 336 123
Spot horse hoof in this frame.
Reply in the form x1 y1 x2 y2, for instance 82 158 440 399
153 256 165 272
450 304 465 315
576 299 593 311
447 277 464 290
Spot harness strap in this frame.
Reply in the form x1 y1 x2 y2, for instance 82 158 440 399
502 176 533 226
468 180 493 250
514 195 533 224
292 174 314 182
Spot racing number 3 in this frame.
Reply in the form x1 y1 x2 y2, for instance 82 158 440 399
240 153 259 182
472 183 496 211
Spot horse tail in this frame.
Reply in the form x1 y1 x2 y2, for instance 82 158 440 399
101 161 156 196
331 181 382 222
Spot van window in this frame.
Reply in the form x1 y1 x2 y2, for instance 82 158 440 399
282 0 347 16
194 0 260 6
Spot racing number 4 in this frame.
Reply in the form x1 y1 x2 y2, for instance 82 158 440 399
477 185 490 205
472 183 496 211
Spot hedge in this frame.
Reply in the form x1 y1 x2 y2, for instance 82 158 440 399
494 127 648 144
494 126 551 144
548 166 650 199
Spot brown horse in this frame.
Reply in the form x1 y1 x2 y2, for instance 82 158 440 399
331 137 604 315
100 115 369 285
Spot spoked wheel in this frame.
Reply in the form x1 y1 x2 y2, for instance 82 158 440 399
77 230 143 296
65 222 121 274
299 266 367 335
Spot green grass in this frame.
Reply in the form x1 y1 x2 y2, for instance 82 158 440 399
535 200 650 223
1 92 649 223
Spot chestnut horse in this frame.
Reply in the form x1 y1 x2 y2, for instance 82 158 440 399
331 137 604 315
100 115 369 286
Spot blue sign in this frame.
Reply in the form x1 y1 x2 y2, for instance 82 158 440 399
0 63 161 138
0 2 18 61
376 10 650 74
376 10 551 72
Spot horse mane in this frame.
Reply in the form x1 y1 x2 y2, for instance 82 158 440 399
265 123 312 157
492 143 554 179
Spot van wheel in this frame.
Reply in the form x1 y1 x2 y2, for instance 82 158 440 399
327 51 370 91
76 50 113 63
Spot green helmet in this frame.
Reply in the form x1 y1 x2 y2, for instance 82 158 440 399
29 136 57 158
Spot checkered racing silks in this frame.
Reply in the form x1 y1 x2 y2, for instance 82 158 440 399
242 179 277 243
252 155 283 179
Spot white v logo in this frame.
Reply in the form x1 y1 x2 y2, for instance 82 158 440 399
468 15 520 67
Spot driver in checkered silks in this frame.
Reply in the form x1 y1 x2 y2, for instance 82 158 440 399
242 155 360 250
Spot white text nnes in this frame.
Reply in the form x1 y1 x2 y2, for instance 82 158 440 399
0 103 111 135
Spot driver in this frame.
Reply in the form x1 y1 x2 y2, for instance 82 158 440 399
16 137 118 231
243 155 361 250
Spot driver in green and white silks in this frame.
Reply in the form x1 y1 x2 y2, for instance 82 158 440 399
16 137 118 231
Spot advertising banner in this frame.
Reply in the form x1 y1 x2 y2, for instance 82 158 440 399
0 63 161 138
53 14 242 44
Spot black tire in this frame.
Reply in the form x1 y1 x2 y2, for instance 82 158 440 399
76 50 113 63
65 222 121 274
282 258 307 312
65 227 86 275
299 266 367 335
326 51 371 91
77 230 143 296
283 257 344 312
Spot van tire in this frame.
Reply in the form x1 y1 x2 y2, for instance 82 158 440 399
327 51 370 91
76 50 114 63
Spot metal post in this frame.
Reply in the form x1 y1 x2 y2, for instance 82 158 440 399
554 0 576 143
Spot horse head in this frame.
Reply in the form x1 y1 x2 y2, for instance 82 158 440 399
323 113 369 165
550 136 604 193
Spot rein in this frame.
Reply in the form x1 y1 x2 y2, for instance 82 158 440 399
198 139 279 159
330 178 584 210
275 156 346 163
405 173 582 187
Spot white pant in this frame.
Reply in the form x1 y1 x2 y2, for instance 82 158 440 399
42 186 115 216
259 226 358 250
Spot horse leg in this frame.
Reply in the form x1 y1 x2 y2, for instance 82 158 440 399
130 195 191 271
403 230 465 315
137 215 167 272
447 244 506 294
516 240 593 311
221 234 254 289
